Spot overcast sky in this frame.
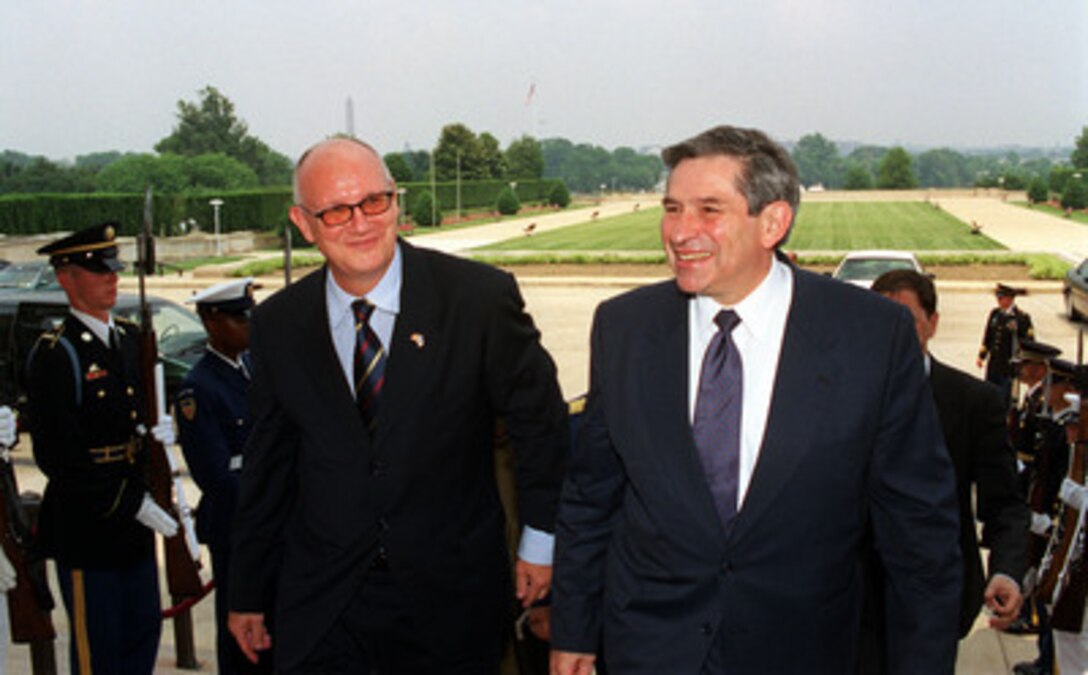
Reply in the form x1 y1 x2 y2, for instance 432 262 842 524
2 0 1085 163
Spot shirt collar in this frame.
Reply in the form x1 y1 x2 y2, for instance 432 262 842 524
69 308 115 345
692 256 792 341
326 242 403 328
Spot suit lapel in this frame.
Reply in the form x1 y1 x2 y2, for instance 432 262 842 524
294 268 370 441
732 271 838 541
374 242 441 446
641 285 728 539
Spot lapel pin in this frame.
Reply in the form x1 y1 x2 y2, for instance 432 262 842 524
410 333 425 349
81 331 93 342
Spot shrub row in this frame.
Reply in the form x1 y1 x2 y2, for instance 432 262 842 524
0 179 566 236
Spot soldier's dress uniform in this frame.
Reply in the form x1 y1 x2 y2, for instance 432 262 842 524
979 284 1035 406
26 224 162 675
175 279 268 673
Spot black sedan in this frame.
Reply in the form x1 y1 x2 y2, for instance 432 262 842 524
0 289 207 418
1064 258 1088 321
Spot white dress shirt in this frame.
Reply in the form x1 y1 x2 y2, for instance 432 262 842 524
688 257 793 510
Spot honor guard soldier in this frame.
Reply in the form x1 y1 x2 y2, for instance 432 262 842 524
26 222 178 675
175 278 269 674
1011 341 1064 674
978 283 1035 408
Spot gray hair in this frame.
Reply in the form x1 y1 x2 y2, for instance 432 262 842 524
662 125 800 230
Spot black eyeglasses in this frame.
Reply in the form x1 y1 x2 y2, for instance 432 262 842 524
300 191 395 227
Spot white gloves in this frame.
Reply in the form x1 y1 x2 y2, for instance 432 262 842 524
0 406 16 448
136 494 178 537
151 414 175 447
0 547 15 592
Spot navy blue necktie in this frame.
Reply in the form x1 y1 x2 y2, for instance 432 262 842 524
352 299 386 435
693 310 743 529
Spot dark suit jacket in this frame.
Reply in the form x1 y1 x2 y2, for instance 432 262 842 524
229 241 568 669
551 268 962 674
930 357 1027 635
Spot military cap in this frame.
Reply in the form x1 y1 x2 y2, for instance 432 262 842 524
36 222 124 273
1013 339 1061 364
995 283 1027 297
187 278 256 316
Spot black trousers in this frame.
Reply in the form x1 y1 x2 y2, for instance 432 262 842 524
282 569 502 675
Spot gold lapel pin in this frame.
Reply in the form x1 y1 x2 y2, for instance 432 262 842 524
410 333 425 349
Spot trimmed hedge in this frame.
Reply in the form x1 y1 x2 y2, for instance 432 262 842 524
0 179 566 235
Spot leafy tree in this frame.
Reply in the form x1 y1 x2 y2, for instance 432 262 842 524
495 186 521 215
411 190 442 226
155 85 291 185
1027 177 1049 204
915 148 971 188
384 153 414 182
506 135 544 179
96 153 188 193
75 151 126 169
1062 176 1087 211
1073 126 1088 169
0 157 95 193
478 133 506 179
402 150 431 182
842 162 874 190
791 133 841 188
185 153 259 189
876 147 917 189
845 145 888 177
548 181 571 208
433 123 484 180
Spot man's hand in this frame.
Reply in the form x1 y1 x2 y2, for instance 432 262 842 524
151 414 176 447
229 612 272 664
551 650 596 675
515 559 552 608
984 575 1024 629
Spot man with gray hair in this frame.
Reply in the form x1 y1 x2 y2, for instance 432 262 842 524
228 137 568 673
550 125 962 674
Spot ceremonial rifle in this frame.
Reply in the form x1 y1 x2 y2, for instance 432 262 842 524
137 188 203 598
1049 393 1088 632
1036 399 1086 603
0 437 54 644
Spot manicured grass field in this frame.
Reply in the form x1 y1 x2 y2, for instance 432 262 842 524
478 202 1005 252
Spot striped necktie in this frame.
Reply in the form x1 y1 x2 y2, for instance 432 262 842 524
693 309 743 531
352 299 386 435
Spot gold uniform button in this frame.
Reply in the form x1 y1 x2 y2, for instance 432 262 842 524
97 390 106 399
126 387 135 396
130 411 138 420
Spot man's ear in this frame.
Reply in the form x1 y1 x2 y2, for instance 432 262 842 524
289 206 317 244
758 201 793 249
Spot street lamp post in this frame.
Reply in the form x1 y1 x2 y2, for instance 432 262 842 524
397 187 408 227
209 198 224 257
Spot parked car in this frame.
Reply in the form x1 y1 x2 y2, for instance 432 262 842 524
0 261 59 291
1064 258 1088 321
0 289 207 420
832 250 925 288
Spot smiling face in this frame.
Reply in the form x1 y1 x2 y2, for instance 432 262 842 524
661 155 792 306
289 139 399 297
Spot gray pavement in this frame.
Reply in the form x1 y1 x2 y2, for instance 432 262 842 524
5 192 1086 673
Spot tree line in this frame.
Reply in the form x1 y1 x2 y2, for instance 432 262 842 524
0 86 663 198
790 129 1087 208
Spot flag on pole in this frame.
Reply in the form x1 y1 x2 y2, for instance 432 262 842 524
525 82 536 106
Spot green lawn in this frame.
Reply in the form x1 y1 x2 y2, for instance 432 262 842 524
1013 201 1088 226
477 202 1004 252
